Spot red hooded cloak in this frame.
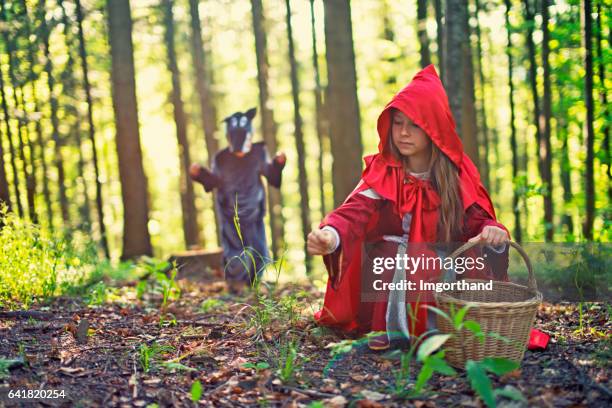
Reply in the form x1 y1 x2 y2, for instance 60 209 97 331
315 65 509 334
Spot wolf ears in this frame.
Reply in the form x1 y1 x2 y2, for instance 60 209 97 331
245 107 257 120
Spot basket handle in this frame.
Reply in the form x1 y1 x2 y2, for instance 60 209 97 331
448 240 537 291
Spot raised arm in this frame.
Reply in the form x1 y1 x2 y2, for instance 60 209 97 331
261 150 286 189
189 163 222 192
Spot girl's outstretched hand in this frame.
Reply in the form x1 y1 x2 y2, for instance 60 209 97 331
468 225 510 247
307 228 337 255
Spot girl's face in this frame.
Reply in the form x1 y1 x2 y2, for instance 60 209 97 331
391 110 431 160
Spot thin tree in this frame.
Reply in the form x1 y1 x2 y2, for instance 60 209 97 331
434 0 444 79
40 0 69 225
582 0 595 239
251 0 284 257
595 1 610 203
417 0 431 67
188 0 221 246
0 23 22 217
540 0 553 241
0 125 9 212
1 0 36 222
285 0 312 274
323 0 363 208
309 0 327 217
22 0 53 229
75 0 109 257
161 0 201 249
504 0 522 243
522 0 546 235
444 0 480 168
106 0 153 258
472 0 491 192
58 0 92 231
556 86 574 235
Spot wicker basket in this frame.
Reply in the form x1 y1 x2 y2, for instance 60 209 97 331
434 241 542 369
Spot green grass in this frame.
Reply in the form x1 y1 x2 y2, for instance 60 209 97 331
0 207 105 309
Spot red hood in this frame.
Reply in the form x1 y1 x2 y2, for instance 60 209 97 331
362 64 497 221
376 64 463 167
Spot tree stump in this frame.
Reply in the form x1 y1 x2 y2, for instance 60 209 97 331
168 248 224 281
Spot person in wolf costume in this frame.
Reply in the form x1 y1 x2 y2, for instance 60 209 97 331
190 107 286 293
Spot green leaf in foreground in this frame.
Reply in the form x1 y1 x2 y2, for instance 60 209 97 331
481 357 519 376
191 380 202 403
416 334 451 362
466 360 496 408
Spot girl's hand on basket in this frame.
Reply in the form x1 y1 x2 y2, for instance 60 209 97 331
468 226 509 247
307 228 337 255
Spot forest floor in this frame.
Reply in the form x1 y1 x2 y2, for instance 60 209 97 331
0 272 610 408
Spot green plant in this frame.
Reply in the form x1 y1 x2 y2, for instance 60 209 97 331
465 358 523 408
200 298 225 314
139 343 175 373
191 380 202 403
242 361 271 371
278 339 299 383
0 206 102 309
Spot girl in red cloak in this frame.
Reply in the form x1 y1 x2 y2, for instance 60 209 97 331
307 65 510 350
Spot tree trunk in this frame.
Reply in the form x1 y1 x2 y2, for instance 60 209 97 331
556 86 574 236
285 0 312 274
595 1 610 203
251 0 284 258
473 0 491 192
522 0 544 237
188 0 221 247
0 69 20 217
75 0 109 257
504 0 522 243
309 0 327 218
323 0 363 208
541 0 554 241
58 0 92 232
106 0 153 259
445 0 480 168
1 0 36 222
434 0 444 79
161 0 201 249
23 0 53 229
417 0 431 67
582 0 595 240
0 119 9 212
39 0 69 225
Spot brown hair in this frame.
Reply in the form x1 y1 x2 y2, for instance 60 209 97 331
387 110 463 242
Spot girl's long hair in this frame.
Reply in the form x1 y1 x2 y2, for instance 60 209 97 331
387 112 463 242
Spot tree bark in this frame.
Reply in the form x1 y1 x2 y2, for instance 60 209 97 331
23 0 53 229
285 0 312 274
161 0 201 249
323 0 363 208
0 47 21 217
417 0 431 67
582 0 595 240
188 0 220 247
473 0 491 192
39 0 69 225
444 0 480 168
251 0 284 258
0 117 9 212
75 0 109 257
434 0 444 79
309 0 327 217
595 1 610 203
106 0 153 259
1 0 36 222
58 0 92 232
541 0 554 241
504 0 522 243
